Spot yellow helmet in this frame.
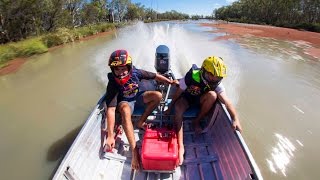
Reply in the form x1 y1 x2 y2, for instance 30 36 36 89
201 56 227 77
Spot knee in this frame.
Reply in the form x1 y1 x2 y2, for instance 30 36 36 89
118 103 131 115
208 91 217 99
204 91 217 104
146 91 162 103
174 101 186 116
155 91 162 101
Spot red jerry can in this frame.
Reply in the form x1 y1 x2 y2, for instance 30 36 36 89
141 127 179 171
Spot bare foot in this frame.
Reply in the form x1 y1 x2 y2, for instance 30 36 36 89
178 146 185 165
136 121 147 130
131 148 140 170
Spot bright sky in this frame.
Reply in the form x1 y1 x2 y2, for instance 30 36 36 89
131 0 237 16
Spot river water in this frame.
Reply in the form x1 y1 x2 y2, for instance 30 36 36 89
0 21 319 180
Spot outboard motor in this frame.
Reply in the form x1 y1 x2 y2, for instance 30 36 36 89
155 45 170 74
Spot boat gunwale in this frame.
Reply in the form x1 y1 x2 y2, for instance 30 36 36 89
221 103 263 180
52 96 105 180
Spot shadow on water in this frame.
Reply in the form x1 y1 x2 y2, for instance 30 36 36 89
47 124 84 179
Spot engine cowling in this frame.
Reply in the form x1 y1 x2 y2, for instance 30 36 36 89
155 45 170 74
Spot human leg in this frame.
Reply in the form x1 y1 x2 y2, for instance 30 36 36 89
174 97 189 165
136 91 162 129
193 91 217 133
118 101 140 169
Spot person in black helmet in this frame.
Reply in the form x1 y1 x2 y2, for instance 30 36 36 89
102 49 175 170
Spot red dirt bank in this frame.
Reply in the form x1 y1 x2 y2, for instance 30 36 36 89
201 22 320 59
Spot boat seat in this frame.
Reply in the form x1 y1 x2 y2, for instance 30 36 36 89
132 106 145 116
183 106 199 118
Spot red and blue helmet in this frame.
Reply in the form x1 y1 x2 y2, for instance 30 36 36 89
108 50 133 85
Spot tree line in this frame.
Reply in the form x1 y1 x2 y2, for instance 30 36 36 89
214 0 320 32
3 0 318 44
0 0 191 44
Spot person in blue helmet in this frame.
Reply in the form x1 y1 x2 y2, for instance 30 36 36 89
166 56 242 166
102 49 175 170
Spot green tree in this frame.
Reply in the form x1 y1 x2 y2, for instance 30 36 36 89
125 3 145 20
110 0 130 22
64 0 84 27
40 0 64 31
81 0 109 24
0 0 43 42
214 0 320 32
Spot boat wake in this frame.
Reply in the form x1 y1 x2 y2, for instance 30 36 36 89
93 21 240 105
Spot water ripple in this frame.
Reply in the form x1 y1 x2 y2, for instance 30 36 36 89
266 133 297 176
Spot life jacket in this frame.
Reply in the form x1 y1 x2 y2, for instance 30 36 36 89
115 67 141 101
184 66 220 97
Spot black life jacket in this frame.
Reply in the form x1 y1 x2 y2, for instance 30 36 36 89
184 66 220 97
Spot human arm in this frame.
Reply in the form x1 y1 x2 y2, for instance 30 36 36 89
103 105 116 151
154 73 174 84
102 74 118 151
137 69 175 85
164 78 185 114
217 92 242 133
165 87 184 114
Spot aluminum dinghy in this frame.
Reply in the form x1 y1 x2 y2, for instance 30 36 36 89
53 80 262 180
53 45 262 180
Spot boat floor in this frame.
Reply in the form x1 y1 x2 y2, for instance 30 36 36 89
54 105 255 180
129 117 222 180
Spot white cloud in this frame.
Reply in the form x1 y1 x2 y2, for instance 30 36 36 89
226 0 237 4
213 3 222 9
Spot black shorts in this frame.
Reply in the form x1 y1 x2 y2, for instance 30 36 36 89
180 92 201 106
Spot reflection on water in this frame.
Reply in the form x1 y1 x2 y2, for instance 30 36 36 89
266 133 303 176
234 24 320 179
47 124 83 162
238 37 317 62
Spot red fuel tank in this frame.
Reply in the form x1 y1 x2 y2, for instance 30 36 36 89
141 127 179 171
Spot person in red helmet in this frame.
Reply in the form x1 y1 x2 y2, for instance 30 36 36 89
102 50 175 170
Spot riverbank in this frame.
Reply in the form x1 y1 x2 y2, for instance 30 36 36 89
0 30 115 76
0 23 119 76
201 22 320 59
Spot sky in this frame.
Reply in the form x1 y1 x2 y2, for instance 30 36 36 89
131 0 238 16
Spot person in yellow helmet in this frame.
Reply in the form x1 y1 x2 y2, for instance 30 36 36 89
166 56 242 166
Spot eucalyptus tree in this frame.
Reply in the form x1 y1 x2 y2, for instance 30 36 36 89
125 3 145 21
64 0 84 27
0 0 45 42
110 0 130 22
40 0 65 31
144 7 157 20
214 0 320 31
81 0 109 24
92 0 109 22
301 0 320 23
